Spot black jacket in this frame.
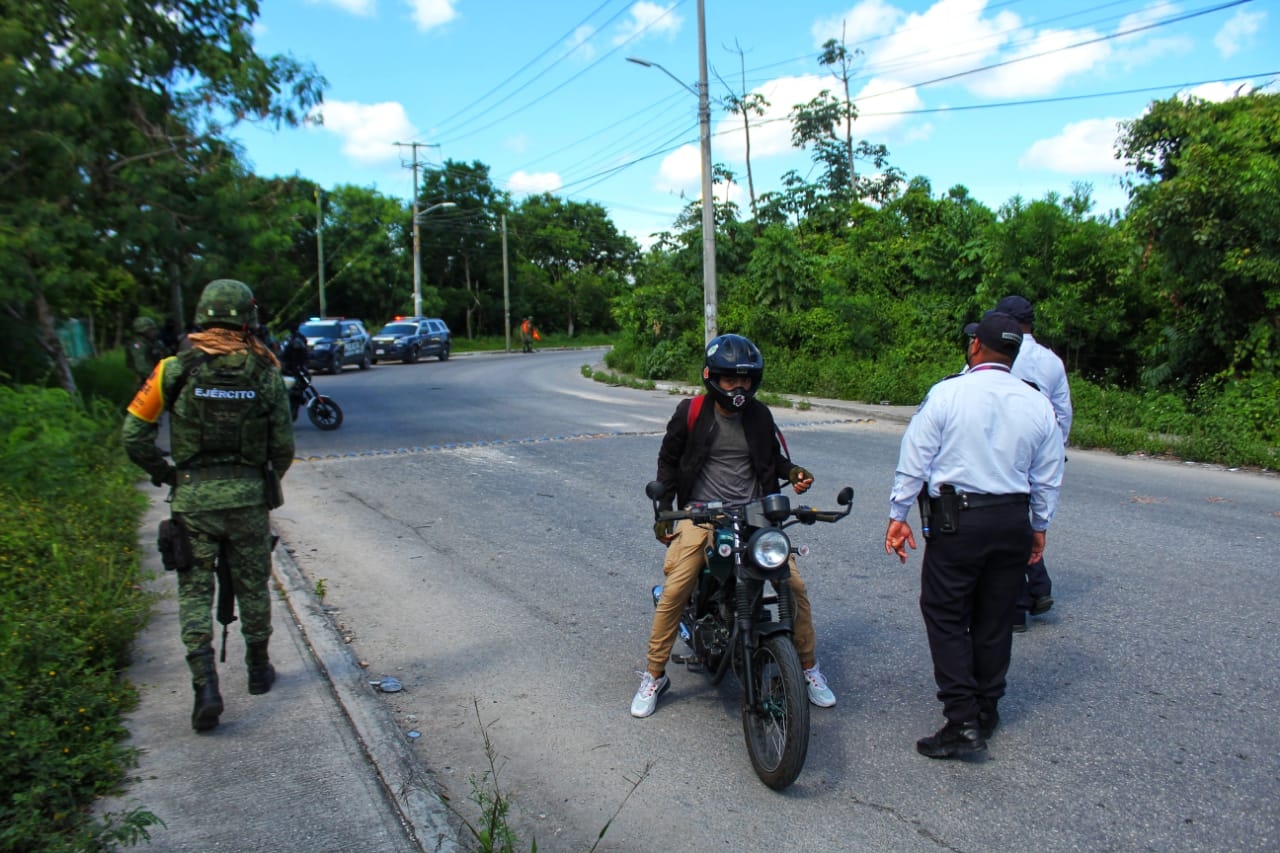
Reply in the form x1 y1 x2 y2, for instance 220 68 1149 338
655 395 795 509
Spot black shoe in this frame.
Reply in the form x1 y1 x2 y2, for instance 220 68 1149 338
977 706 1000 740
1011 617 1028 634
916 721 987 759
1030 595 1054 616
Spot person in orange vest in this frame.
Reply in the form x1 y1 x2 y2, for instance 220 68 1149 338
519 316 541 353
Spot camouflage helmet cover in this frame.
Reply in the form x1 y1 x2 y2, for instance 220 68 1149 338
195 279 257 328
132 316 158 334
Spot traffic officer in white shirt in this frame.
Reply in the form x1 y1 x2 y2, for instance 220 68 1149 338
885 311 1065 759
993 295 1072 632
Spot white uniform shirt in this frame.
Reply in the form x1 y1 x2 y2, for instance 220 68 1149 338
889 364 1065 530
1012 332 1072 444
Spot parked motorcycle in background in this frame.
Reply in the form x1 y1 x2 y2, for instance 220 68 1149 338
646 480 854 789
283 365 343 430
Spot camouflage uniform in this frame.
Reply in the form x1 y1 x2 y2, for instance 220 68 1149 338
123 280 294 731
127 316 170 387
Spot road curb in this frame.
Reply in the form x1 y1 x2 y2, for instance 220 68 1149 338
271 539 461 853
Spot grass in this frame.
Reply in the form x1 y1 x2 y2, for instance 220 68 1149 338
436 700 651 853
0 384 161 852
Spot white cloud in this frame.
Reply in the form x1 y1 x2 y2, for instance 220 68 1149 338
1114 1 1178 43
508 171 563 194
655 144 701 195
968 27 1109 98
1182 80 1254 103
314 100 418 164
568 25 598 62
814 0 903 45
313 0 375 14
1020 117 1126 175
1214 9 1265 58
711 72 922 167
613 2 682 46
407 0 458 31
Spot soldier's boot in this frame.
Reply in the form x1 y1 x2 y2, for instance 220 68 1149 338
246 640 276 695
187 649 223 732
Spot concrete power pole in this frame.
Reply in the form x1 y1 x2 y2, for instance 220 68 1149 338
394 142 436 317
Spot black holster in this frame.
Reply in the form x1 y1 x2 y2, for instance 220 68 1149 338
930 484 960 535
157 517 193 572
263 463 284 510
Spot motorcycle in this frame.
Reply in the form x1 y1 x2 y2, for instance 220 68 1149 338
282 365 343 430
645 480 853 790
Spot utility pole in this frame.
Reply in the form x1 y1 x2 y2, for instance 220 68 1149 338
697 0 716 343
394 141 438 317
315 188 326 317
501 214 511 353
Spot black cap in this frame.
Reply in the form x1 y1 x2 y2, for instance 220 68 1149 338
963 311 1023 359
994 294 1034 325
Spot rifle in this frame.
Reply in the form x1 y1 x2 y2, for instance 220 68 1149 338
215 541 238 663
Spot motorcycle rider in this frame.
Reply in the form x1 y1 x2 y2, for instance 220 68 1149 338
632 333 836 718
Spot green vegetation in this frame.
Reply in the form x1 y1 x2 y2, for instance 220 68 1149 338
441 700 649 853
0 387 161 852
1 6 1275 846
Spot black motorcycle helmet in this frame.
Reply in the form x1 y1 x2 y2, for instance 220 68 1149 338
703 334 764 411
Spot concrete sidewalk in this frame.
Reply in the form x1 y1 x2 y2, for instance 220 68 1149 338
93 489 458 853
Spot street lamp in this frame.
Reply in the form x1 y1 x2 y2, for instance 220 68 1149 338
412 201 456 317
627 0 717 344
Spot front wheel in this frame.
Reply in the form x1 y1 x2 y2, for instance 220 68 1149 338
741 635 810 790
307 395 344 430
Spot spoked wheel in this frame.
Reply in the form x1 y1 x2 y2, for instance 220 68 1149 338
307 395 344 430
741 635 810 790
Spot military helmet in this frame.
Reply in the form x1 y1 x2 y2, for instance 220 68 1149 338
132 316 158 335
195 279 257 329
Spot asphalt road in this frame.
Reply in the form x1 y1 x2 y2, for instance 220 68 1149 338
273 348 1280 853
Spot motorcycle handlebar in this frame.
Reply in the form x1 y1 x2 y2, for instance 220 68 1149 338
648 482 854 526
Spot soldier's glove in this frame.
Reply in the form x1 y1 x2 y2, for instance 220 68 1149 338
151 465 177 488
653 520 675 542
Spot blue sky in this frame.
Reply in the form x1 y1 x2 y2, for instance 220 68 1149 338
232 0 1276 245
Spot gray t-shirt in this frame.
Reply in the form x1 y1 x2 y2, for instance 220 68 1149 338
690 408 759 504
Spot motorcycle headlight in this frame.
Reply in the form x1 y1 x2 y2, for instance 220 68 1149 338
747 528 791 570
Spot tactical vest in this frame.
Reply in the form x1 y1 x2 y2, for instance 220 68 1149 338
168 349 273 471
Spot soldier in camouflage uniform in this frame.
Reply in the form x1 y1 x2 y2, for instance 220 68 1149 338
127 316 171 388
123 279 295 732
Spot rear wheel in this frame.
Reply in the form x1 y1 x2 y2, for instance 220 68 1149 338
741 634 809 790
358 348 371 370
307 396 344 430
438 344 450 361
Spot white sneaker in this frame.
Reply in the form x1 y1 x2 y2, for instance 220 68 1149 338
804 663 836 707
630 671 670 718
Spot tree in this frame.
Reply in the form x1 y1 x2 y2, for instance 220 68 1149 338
1117 90 1280 384
718 42 770 222
509 194 637 337
418 160 509 337
0 0 323 393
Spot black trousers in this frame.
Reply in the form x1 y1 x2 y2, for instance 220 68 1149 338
919 505 1032 723
1017 557 1052 616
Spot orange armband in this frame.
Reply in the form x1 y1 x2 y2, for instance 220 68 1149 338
126 360 169 423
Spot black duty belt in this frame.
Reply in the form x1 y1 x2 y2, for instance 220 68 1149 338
177 465 262 485
954 492 1028 510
